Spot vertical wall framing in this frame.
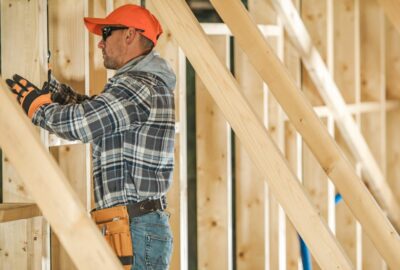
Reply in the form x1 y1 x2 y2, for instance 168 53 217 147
385 2 400 257
360 0 386 269
48 1 87 269
195 35 230 270
283 1 302 269
234 28 266 270
301 1 332 269
2 0 400 269
0 0 48 269
334 0 361 268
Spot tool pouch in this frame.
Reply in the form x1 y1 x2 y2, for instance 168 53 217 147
91 205 133 270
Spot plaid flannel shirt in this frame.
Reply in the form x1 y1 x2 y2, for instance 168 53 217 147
32 62 175 209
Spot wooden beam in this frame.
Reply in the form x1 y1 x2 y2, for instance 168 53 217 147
301 2 331 269
234 24 266 270
195 35 230 270
48 1 89 268
386 0 400 239
0 204 41 223
283 2 302 269
0 79 123 270
334 0 360 267
378 0 400 35
150 1 353 269
269 0 400 231
206 0 400 268
0 0 48 268
361 1 387 268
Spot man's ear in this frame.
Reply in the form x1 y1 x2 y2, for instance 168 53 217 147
125 28 136 44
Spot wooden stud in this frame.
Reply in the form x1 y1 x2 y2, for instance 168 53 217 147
385 0 400 228
195 35 229 270
207 0 400 268
150 1 353 269
48 1 89 268
0 0 48 269
234 29 266 270
333 0 360 267
360 1 386 268
88 0 107 95
301 0 326 107
249 2 285 269
301 2 330 269
282 2 302 268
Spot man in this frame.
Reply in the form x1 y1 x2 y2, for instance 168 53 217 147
6 4 175 270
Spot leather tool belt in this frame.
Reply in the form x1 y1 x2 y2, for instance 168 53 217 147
90 197 167 269
91 205 133 270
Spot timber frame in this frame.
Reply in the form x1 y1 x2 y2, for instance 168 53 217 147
1 0 400 269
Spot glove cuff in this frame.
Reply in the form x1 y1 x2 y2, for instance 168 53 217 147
27 93 51 118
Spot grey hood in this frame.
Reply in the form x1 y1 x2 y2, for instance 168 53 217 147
116 50 176 91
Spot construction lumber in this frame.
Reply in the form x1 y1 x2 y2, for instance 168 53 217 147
269 0 400 231
360 1 386 268
150 1 353 269
334 0 360 267
0 204 41 223
283 2 302 268
235 1 278 268
195 36 230 270
1 0 48 268
301 2 331 269
234 28 266 270
0 79 123 270
49 1 89 268
283 4 302 270
386 2 400 224
207 0 400 268
378 0 400 35
251 2 285 268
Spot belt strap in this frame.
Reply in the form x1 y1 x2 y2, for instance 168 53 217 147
127 197 167 218
119 255 133 265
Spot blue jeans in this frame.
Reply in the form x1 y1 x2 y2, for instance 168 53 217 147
130 210 173 270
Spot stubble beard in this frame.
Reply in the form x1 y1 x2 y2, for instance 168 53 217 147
103 55 119 70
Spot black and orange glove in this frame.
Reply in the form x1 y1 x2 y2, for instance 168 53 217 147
6 74 51 119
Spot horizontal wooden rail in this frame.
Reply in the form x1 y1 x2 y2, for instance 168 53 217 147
151 1 353 269
0 203 41 223
200 22 281 36
0 79 123 270
313 101 400 118
208 0 400 269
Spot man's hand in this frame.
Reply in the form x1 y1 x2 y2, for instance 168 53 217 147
5 74 51 118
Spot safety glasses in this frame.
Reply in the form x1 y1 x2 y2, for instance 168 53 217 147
101 26 129 41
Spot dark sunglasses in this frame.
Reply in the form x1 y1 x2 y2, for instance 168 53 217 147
101 26 129 41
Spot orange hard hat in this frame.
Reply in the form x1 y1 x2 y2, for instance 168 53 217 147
84 4 163 46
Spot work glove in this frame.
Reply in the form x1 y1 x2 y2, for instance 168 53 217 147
46 75 90 105
5 74 51 119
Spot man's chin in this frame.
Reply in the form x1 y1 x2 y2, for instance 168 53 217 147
103 60 117 70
